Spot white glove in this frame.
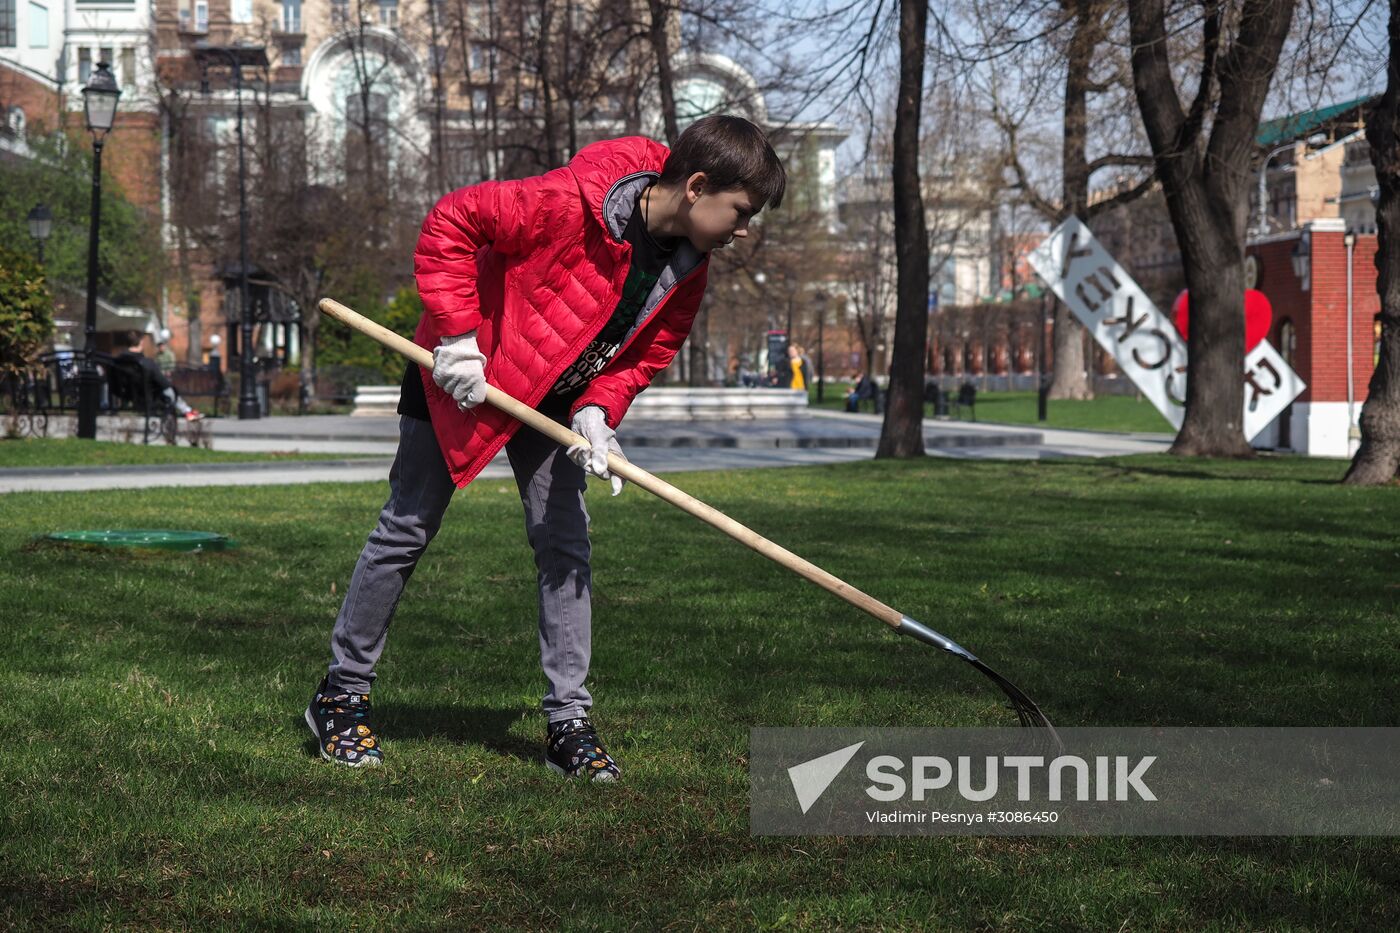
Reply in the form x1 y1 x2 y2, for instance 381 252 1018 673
431 331 488 411
567 406 627 496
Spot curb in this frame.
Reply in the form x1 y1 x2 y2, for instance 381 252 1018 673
0 458 394 479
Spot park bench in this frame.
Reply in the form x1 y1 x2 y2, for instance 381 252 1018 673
101 353 182 444
170 365 229 417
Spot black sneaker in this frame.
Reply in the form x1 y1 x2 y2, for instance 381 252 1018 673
304 676 383 767
545 716 620 781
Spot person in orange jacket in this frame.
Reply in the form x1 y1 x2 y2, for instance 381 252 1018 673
306 115 785 779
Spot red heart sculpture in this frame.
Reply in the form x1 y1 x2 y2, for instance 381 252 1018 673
1171 289 1273 352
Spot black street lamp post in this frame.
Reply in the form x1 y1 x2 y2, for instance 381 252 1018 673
27 203 53 264
813 291 826 404
194 42 268 420
76 62 121 441
1037 291 1050 423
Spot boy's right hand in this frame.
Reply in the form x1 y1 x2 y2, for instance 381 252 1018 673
432 331 488 410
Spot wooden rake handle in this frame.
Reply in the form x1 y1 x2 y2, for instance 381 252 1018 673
318 297 904 631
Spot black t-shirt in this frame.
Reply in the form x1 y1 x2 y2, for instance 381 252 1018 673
399 193 677 423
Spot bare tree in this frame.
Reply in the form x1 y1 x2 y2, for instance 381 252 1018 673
979 0 1155 400
1345 0 1400 485
1128 0 1296 457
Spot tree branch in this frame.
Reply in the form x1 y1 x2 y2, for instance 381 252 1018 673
1177 0 1221 155
1006 150 1062 220
1085 152 1156 174
1128 0 1187 160
1082 174 1158 221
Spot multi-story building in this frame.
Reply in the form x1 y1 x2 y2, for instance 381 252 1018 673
3 0 845 375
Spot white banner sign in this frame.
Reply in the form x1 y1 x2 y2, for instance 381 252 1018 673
1027 217 1304 441
1242 339 1307 440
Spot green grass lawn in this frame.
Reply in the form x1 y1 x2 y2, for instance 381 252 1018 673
966 390 1173 434
808 384 1173 434
2 455 1397 928
0 438 377 469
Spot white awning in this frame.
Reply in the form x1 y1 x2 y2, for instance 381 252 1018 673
52 288 160 347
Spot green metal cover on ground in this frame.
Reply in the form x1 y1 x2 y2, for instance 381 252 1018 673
44 530 235 552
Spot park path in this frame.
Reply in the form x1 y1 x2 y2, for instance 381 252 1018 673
0 411 1171 494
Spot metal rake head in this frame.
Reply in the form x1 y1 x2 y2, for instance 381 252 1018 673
968 656 1063 751
897 615 1062 751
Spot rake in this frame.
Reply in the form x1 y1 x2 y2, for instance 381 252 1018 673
319 297 1059 742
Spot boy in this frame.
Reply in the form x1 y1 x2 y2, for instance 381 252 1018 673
306 115 785 779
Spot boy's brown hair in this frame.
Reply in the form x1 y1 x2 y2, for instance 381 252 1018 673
658 115 786 211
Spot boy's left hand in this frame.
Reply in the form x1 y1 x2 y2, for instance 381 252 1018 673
567 406 627 496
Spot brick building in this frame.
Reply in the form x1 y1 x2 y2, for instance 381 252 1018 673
1247 218 1379 457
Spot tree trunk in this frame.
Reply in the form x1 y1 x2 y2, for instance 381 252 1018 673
876 0 930 459
301 311 319 396
646 0 680 145
1345 1 1400 485
1050 0 1099 400
1128 0 1294 457
428 0 447 193
688 303 710 386
1172 196 1252 456
536 0 559 167
1047 297 1093 398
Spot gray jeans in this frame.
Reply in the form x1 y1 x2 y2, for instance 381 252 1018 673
326 414 593 724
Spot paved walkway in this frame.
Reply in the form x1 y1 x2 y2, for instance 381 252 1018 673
201 411 1046 454
0 411 1172 493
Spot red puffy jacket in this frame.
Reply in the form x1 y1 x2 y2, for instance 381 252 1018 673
412 136 710 488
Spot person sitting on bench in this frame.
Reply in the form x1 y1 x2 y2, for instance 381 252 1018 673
113 330 203 422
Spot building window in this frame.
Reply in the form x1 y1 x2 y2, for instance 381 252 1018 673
0 0 14 47
281 45 301 65
27 1 45 47
78 47 92 83
378 0 397 28
519 90 536 111
99 45 112 68
3 105 24 138
120 46 135 88
331 0 348 26
471 88 488 112
232 0 251 23
195 0 207 31
281 0 300 32
469 42 485 71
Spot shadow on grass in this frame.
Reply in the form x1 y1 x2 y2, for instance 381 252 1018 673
379 703 538 762
294 703 537 762
1029 455 1347 485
